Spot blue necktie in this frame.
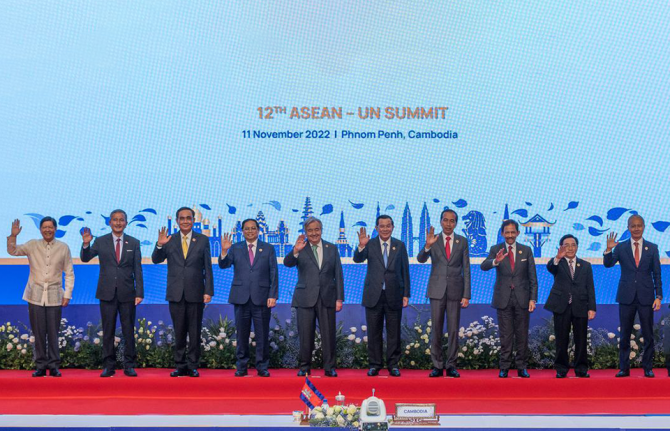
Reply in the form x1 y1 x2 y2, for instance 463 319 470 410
382 242 388 290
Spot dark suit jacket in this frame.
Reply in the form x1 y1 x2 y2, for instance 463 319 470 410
416 233 471 301
544 257 596 317
283 240 344 308
80 233 144 302
481 242 538 309
218 240 278 306
151 231 214 303
603 239 662 306
353 237 410 309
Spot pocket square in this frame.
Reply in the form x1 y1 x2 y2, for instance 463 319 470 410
126 249 133 252
521 259 528 262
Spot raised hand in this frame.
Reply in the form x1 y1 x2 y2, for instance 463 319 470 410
556 244 567 260
10 219 22 237
221 233 233 252
424 226 439 249
495 248 507 263
293 234 307 253
358 227 369 248
157 227 172 246
81 227 93 245
605 232 619 252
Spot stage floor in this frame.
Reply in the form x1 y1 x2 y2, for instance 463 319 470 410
1 369 669 416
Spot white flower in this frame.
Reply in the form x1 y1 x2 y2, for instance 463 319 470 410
29 336 35 343
639 337 644 343
361 325 367 331
549 335 556 341
633 324 641 330
232 341 237 347
252 341 256 346
355 338 361 344
425 348 430 355
410 361 416 366
115 337 121 343
218 344 223 350
607 332 615 339
274 325 280 331
20 334 29 340
427 320 432 326
97 331 103 337
20 349 27 354
415 327 422 334
630 334 635 340
139 327 144 334
94 338 100 345
336 415 345 426
347 404 357 415
350 327 357 333
462 346 467 352
363 336 368 343
8 334 14 340
348 334 355 341
6 343 13 351
249 332 255 339
314 413 324 420
629 351 636 359
347 414 353 421
209 341 216 347
405 350 410 354
289 331 295 337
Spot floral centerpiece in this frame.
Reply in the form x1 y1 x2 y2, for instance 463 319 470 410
309 404 360 428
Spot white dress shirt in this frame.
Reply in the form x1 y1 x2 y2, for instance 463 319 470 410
7 237 74 306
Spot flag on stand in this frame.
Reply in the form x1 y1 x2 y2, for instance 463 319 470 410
299 377 328 409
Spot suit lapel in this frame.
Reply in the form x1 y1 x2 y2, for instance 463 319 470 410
240 241 252 267
370 237 384 267
252 242 263 268
319 242 328 273
572 258 582 281
184 233 197 262
436 234 448 261
305 241 319 269
623 240 634 265
385 238 398 268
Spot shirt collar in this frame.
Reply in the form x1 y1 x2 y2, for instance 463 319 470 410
632 238 644 246
112 233 124 243
246 239 258 249
181 231 192 241
442 232 454 241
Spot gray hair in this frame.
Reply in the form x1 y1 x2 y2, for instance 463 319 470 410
303 216 322 230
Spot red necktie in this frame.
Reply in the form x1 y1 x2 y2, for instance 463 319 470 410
634 242 640 267
508 245 515 271
115 238 121 264
445 236 451 260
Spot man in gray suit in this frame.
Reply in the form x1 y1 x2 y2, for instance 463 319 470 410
219 218 278 377
354 215 410 377
152 207 214 377
417 209 470 378
283 216 344 377
481 219 537 378
81 209 144 378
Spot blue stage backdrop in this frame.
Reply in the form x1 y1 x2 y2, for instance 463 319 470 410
1 1 669 305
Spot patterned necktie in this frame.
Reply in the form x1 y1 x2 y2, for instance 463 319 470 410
383 242 388 268
508 245 515 271
634 242 640 267
248 243 254 265
182 236 188 259
115 238 121 264
312 244 319 268
568 260 574 304
445 236 451 260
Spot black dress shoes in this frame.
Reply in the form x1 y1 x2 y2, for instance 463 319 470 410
235 369 248 377
667 368 670 377
324 369 338 377
388 368 401 377
100 368 116 378
446 368 460 378
170 368 188 377
556 371 567 378
575 372 590 378
498 369 508 378
297 369 310 377
257 369 270 377
188 369 200 377
644 369 655 378
49 368 62 377
615 370 630 377
367 368 379 377
32 369 47 377
124 368 137 377
517 369 530 378
429 368 444 377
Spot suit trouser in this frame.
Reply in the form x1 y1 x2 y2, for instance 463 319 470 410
234 299 271 372
497 293 530 369
100 295 137 369
366 291 402 370
430 294 461 370
169 297 204 369
619 299 654 371
28 303 62 371
553 307 588 374
296 295 336 372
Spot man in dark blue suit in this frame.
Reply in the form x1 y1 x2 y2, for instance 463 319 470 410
545 234 596 378
353 215 410 377
152 207 214 377
81 209 143 377
218 219 278 377
604 214 662 378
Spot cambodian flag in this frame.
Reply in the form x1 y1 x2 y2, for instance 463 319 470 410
299 377 327 409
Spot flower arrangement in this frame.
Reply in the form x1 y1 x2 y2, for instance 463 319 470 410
0 314 668 370
309 404 360 428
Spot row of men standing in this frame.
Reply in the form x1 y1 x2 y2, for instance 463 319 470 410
6 208 667 378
